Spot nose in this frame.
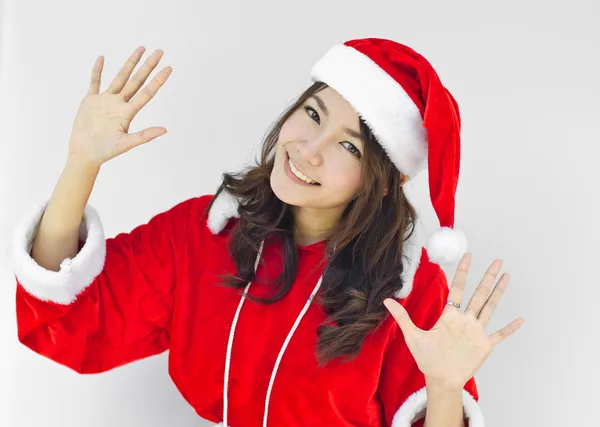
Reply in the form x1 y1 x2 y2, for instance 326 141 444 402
297 132 336 165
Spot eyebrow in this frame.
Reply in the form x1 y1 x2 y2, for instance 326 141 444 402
310 95 363 140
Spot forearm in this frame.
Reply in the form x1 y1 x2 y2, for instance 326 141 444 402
422 380 466 427
31 156 100 271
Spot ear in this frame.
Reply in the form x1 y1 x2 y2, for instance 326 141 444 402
385 173 409 197
399 173 409 187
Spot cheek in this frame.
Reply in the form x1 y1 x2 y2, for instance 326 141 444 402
280 113 311 140
325 161 362 193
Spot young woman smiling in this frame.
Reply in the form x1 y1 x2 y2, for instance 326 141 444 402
12 38 523 427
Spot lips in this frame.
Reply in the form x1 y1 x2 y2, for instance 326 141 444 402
285 151 321 185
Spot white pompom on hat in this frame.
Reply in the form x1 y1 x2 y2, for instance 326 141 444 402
309 37 467 265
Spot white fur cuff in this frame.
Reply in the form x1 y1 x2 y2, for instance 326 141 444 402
11 200 107 305
392 386 484 426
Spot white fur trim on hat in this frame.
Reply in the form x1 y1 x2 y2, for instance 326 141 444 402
391 386 484 426
426 226 468 265
11 200 106 305
309 43 428 179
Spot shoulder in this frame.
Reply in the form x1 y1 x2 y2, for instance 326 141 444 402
175 192 243 239
186 193 217 219
157 193 214 222
171 193 217 231
144 194 217 240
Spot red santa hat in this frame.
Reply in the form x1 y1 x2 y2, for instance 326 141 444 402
309 37 468 265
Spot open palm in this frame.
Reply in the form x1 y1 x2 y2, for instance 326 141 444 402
68 46 172 168
383 253 524 390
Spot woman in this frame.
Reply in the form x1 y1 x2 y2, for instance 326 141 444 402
12 38 523 426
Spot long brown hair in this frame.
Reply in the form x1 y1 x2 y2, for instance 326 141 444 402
201 81 418 367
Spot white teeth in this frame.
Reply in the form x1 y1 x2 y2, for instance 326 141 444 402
288 157 318 184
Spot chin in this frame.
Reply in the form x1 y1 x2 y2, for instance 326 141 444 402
270 169 301 207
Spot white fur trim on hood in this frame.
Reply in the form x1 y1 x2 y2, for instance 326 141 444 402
205 190 426 299
206 190 241 235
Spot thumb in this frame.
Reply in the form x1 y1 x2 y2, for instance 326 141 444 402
121 127 168 150
383 298 417 338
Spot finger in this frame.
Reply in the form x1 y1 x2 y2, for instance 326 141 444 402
88 55 104 95
489 317 524 348
106 46 146 94
117 126 168 153
445 252 471 313
128 66 173 116
383 298 420 339
121 49 165 102
477 273 509 326
465 259 503 318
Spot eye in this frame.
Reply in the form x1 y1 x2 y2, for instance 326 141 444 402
304 106 362 159
342 141 361 157
304 106 321 124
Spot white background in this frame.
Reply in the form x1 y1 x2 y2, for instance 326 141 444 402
1 0 598 426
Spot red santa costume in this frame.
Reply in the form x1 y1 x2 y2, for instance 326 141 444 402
11 38 484 426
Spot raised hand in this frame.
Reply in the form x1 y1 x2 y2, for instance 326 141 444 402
68 46 172 168
383 253 524 390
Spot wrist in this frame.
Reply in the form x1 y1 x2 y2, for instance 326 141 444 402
65 153 101 176
425 377 465 393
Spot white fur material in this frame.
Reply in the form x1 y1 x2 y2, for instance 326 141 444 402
396 216 426 299
391 386 484 426
11 199 106 305
206 190 240 235
426 226 468 266
309 43 428 180
206 190 423 299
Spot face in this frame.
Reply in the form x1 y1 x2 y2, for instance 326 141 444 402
270 87 364 218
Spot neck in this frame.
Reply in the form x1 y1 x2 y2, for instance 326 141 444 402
291 204 344 246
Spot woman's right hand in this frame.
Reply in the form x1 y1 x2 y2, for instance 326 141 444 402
67 46 172 168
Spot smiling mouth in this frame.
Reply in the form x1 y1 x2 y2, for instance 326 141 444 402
285 151 321 185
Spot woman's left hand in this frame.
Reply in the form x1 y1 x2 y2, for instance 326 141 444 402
383 253 524 390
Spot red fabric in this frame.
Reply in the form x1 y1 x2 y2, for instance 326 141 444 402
15 193 479 426
16 196 196 373
344 38 462 230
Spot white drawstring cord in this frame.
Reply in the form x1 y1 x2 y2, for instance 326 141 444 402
220 239 324 427
222 239 265 427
